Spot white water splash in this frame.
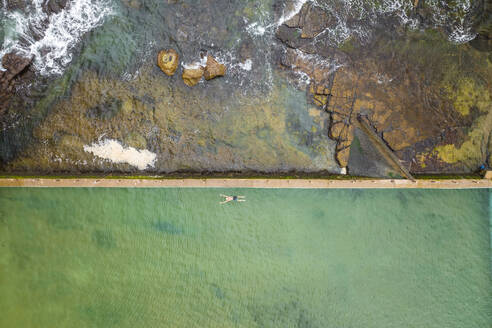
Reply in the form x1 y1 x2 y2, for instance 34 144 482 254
182 56 207 70
246 0 312 37
257 0 477 47
246 22 268 36
83 139 157 170
277 0 310 27
311 0 476 45
0 0 113 75
237 59 252 71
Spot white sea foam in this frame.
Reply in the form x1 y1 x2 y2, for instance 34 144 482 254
277 0 310 27
83 139 157 170
0 0 113 75
246 22 268 36
238 59 252 71
247 0 476 48
182 56 207 70
246 0 312 37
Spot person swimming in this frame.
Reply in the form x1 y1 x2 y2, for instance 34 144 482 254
220 194 246 204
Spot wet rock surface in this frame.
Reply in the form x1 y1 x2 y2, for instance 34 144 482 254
276 1 492 174
0 0 490 176
43 0 68 14
0 52 33 115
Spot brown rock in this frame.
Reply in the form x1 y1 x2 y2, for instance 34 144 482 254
313 94 328 107
300 4 331 38
0 52 33 114
315 85 330 95
283 3 332 39
336 139 352 151
331 112 345 123
339 124 354 142
204 56 226 80
383 129 414 151
182 67 204 87
336 146 351 168
329 122 345 140
157 49 179 76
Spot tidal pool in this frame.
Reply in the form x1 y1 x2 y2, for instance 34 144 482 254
0 188 491 327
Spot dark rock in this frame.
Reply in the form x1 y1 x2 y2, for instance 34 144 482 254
470 34 492 52
0 52 33 115
43 0 68 14
6 0 27 11
285 3 333 39
469 0 492 51
276 25 311 50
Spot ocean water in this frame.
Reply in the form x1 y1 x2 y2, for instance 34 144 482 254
0 187 491 327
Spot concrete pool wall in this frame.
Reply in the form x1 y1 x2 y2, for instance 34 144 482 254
0 178 491 189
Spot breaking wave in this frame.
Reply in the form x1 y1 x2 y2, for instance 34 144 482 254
0 0 113 75
311 0 476 46
245 0 476 45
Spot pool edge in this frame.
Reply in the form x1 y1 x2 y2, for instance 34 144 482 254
0 178 491 189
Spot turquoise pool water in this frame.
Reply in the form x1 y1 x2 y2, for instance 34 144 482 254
0 188 491 327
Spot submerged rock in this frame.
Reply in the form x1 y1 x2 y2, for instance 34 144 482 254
182 67 204 87
204 56 226 80
157 49 179 76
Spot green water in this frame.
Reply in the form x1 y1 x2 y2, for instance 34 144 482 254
0 188 491 327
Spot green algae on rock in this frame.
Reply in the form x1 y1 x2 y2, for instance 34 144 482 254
4 66 338 173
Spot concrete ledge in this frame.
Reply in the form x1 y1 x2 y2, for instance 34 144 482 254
0 178 490 189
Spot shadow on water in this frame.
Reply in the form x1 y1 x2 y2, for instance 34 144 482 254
92 229 116 249
248 299 321 328
153 220 183 235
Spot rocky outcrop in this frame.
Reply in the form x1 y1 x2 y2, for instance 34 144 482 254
204 56 226 80
181 55 226 86
281 47 357 168
0 52 33 115
5 0 27 11
42 0 68 14
284 2 333 39
470 0 492 51
182 67 204 87
157 49 179 76
276 0 492 174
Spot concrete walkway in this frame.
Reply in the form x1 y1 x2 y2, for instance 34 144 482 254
0 178 490 189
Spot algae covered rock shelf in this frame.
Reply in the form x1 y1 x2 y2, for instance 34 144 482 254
0 0 490 176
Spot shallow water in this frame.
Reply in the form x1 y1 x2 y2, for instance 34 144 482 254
1 188 491 327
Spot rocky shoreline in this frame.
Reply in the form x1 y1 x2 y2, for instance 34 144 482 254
1 0 491 178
